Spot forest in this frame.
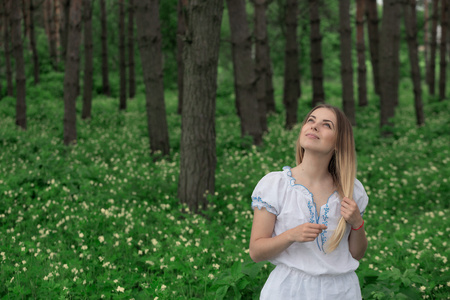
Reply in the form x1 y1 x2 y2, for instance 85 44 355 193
0 0 449 299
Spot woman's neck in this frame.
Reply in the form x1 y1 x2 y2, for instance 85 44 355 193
294 151 333 183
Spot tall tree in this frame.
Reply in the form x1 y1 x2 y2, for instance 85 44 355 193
11 0 27 129
119 0 126 110
365 0 381 95
60 0 70 63
226 0 263 145
100 0 110 96
283 0 300 129
176 0 186 114
29 0 40 84
135 0 170 155
404 0 424 125
339 0 355 125
82 0 93 120
63 0 82 145
253 0 274 127
309 0 325 106
438 0 448 100
128 0 135 99
2 0 14 96
356 0 367 107
178 0 223 212
379 0 401 135
44 0 58 69
424 0 430 85
429 0 438 95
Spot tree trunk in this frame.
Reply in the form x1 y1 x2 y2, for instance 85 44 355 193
379 0 401 135
178 0 223 212
283 0 300 129
365 0 381 96
53 0 61 62
254 0 273 129
135 0 170 156
22 0 29 38
404 0 425 125
100 0 110 96
119 0 126 110
176 0 186 115
309 0 325 106
11 0 27 129
439 0 448 100
128 0 135 99
63 0 82 145
226 0 263 145
82 0 93 120
44 0 57 69
356 0 367 107
429 0 439 95
60 0 70 64
339 0 355 125
2 0 14 96
424 0 430 85
29 0 40 85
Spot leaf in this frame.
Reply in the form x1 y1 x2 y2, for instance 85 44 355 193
241 262 264 279
231 261 242 280
215 285 229 300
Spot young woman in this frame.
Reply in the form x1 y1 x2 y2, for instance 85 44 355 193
249 104 368 299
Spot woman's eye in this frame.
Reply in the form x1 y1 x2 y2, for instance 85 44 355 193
307 118 314 123
324 123 331 128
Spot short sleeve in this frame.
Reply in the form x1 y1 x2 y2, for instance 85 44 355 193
353 178 369 217
251 172 285 216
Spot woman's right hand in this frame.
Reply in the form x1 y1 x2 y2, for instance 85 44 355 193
287 223 327 243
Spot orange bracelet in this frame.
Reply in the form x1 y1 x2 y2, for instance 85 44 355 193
351 220 364 231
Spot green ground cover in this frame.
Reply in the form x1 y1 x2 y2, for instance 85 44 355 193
0 77 449 299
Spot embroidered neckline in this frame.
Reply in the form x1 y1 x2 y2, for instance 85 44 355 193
283 166 337 253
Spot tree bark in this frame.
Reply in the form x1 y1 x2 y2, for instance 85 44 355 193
11 0 27 129
44 0 58 69
365 0 381 96
178 0 223 212
135 0 170 156
424 0 430 85
53 0 61 62
128 0 135 99
226 0 263 145
254 0 273 129
29 0 40 85
429 0 438 95
176 0 186 115
60 0 70 64
119 0 127 110
339 0 355 125
379 0 401 135
283 0 300 129
309 0 325 106
404 0 424 125
439 0 448 100
2 0 14 96
82 0 93 120
63 0 82 145
100 0 110 96
356 0 367 107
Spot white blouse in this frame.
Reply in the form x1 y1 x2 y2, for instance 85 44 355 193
251 166 369 276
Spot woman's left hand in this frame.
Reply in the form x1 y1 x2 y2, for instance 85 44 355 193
341 197 363 229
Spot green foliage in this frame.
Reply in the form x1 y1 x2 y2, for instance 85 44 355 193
1 73 449 298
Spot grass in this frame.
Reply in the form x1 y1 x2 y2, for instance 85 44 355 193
0 74 449 299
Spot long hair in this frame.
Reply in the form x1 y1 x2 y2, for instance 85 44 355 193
295 104 356 253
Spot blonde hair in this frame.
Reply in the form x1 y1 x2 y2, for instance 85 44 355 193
295 104 356 253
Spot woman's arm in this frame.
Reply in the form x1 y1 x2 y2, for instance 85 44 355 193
249 208 327 263
340 197 368 260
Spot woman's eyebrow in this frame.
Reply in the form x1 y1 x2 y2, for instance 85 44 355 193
323 119 335 128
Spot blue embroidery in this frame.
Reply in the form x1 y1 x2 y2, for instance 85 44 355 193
251 196 278 216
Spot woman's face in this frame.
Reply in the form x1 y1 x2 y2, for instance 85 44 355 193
299 108 337 156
